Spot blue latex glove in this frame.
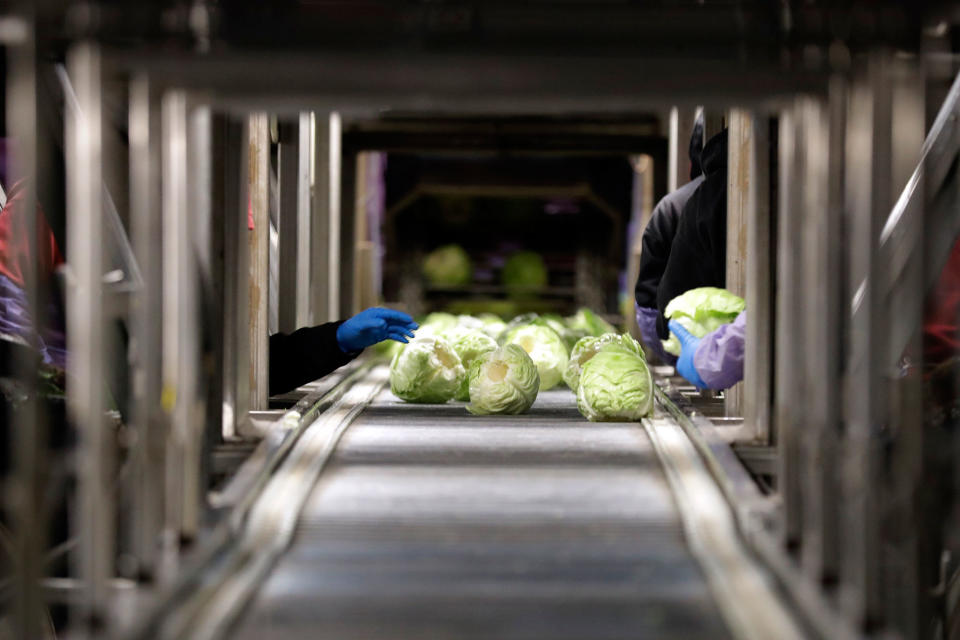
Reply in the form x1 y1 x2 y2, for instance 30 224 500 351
669 320 708 390
336 307 418 353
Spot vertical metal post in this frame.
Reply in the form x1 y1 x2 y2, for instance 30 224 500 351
840 55 893 629
702 109 726 143
339 149 357 317
725 109 751 418
310 112 342 324
184 101 213 537
221 118 251 438
743 115 773 445
128 74 166 580
248 114 270 408
882 56 927 638
277 119 301 334
66 41 112 633
161 90 195 541
775 106 805 550
798 91 842 586
668 106 699 192
7 12 46 638
296 112 312 328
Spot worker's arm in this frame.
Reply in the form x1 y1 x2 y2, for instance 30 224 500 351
635 303 676 363
269 307 417 396
669 310 745 390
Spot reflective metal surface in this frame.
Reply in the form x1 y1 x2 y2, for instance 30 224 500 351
234 387 732 639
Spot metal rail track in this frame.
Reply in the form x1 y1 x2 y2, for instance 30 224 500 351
185 365 804 640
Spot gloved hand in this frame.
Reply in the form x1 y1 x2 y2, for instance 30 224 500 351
669 320 708 390
336 307 418 353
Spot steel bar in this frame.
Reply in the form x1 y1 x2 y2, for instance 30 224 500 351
160 89 194 541
309 112 342 324
247 114 270 410
881 56 928 639
775 107 805 551
839 54 893 629
184 101 215 539
742 113 773 446
65 40 112 634
296 112 312 329
219 117 251 439
128 73 167 581
797 91 841 587
724 109 751 419
277 119 301 334
7 10 46 639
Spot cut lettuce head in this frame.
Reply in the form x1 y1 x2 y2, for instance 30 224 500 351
422 244 472 286
466 344 540 415
563 333 643 391
576 346 654 422
440 327 499 401
662 287 745 356
566 308 617 337
389 336 465 403
503 324 569 391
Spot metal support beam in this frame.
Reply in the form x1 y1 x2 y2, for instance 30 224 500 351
160 90 206 542
221 117 251 438
248 114 270 408
742 115 773 446
7 11 47 638
724 109 750 419
66 41 112 633
277 119 301 333
310 112 342 324
775 107 805 551
839 54 893 630
798 90 842 588
339 149 357 317
128 73 166 581
184 101 214 538
668 106 699 193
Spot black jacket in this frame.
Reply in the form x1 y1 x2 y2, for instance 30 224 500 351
269 320 358 396
633 113 705 310
656 129 729 339
634 175 704 309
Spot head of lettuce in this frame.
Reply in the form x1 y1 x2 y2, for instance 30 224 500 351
576 345 654 422
390 336 465 403
662 287 744 356
563 333 643 391
440 326 499 401
503 323 569 391
466 344 540 415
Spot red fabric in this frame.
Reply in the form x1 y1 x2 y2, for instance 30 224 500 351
924 235 960 367
0 179 64 286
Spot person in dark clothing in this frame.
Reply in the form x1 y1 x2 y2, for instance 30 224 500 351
634 114 704 361
656 128 729 340
269 307 417 396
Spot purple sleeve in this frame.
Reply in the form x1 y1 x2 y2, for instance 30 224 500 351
635 303 677 364
693 310 746 390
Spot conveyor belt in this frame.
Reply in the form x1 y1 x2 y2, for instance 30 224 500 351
231 382 733 639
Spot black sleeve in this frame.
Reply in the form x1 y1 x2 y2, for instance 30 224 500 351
634 200 682 309
655 179 727 338
269 321 359 396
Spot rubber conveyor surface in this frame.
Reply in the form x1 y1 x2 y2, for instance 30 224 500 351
233 386 732 639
